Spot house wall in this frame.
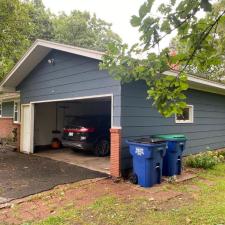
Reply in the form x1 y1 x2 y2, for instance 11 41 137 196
17 50 121 127
0 101 16 140
0 118 17 139
0 100 20 150
121 81 225 171
0 118 20 150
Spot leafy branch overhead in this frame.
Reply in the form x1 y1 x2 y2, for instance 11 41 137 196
101 0 225 117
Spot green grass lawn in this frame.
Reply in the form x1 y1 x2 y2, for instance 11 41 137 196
22 164 225 225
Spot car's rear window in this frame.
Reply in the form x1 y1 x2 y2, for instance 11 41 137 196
71 118 94 127
65 116 110 128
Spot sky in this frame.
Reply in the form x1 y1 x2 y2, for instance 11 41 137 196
42 0 167 48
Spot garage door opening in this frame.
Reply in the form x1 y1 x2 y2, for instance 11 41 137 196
33 96 112 174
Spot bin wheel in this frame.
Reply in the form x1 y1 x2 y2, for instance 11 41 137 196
129 173 138 184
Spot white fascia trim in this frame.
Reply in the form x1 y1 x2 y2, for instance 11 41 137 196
0 42 39 88
164 70 225 92
0 39 104 88
1 99 19 103
0 87 16 92
37 39 104 60
111 126 122 129
0 94 20 101
30 94 113 104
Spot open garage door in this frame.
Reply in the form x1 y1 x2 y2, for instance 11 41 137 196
33 96 112 174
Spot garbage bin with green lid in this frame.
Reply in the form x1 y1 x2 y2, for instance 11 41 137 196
126 138 167 188
151 134 186 177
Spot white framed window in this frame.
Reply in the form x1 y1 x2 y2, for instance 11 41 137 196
13 101 20 123
0 102 2 117
175 105 194 124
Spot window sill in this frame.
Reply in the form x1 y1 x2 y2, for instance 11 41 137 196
13 121 21 125
175 120 193 124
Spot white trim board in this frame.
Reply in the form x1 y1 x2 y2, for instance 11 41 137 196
175 105 194 124
20 104 34 154
164 70 225 96
30 94 112 104
22 94 114 154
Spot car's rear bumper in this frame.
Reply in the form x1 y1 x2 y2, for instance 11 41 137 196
62 140 93 150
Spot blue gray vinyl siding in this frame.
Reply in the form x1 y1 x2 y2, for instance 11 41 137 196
2 102 14 117
17 50 121 127
121 81 225 170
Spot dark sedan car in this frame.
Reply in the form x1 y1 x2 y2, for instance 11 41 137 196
62 115 111 156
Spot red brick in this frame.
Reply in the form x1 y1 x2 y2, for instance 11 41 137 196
0 118 20 151
110 128 122 178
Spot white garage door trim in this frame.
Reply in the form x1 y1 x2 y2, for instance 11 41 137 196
20 103 34 154
21 94 116 154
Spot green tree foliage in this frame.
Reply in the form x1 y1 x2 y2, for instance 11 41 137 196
101 0 225 117
171 0 225 81
0 0 33 79
26 0 54 41
0 0 54 80
52 11 121 51
0 0 121 80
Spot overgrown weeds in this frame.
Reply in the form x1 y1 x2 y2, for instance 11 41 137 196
185 150 225 169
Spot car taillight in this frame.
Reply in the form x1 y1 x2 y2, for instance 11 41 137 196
64 128 95 133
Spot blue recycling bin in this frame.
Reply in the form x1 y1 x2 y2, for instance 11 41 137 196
152 134 186 176
126 138 166 188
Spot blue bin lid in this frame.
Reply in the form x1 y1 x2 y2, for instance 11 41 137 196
126 138 166 147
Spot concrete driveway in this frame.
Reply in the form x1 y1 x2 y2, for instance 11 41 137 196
35 148 110 174
0 150 106 203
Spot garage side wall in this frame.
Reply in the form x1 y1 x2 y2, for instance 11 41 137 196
121 81 225 171
16 50 122 127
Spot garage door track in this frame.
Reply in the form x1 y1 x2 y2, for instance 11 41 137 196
0 150 106 203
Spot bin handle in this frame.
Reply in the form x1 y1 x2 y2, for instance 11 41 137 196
155 163 161 184
179 142 185 152
177 156 182 174
157 147 165 157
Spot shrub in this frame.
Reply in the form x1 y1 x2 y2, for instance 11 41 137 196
185 151 224 169
218 151 225 158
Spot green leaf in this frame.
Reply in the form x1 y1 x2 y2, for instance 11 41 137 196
139 0 155 19
130 15 141 27
161 20 171 33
